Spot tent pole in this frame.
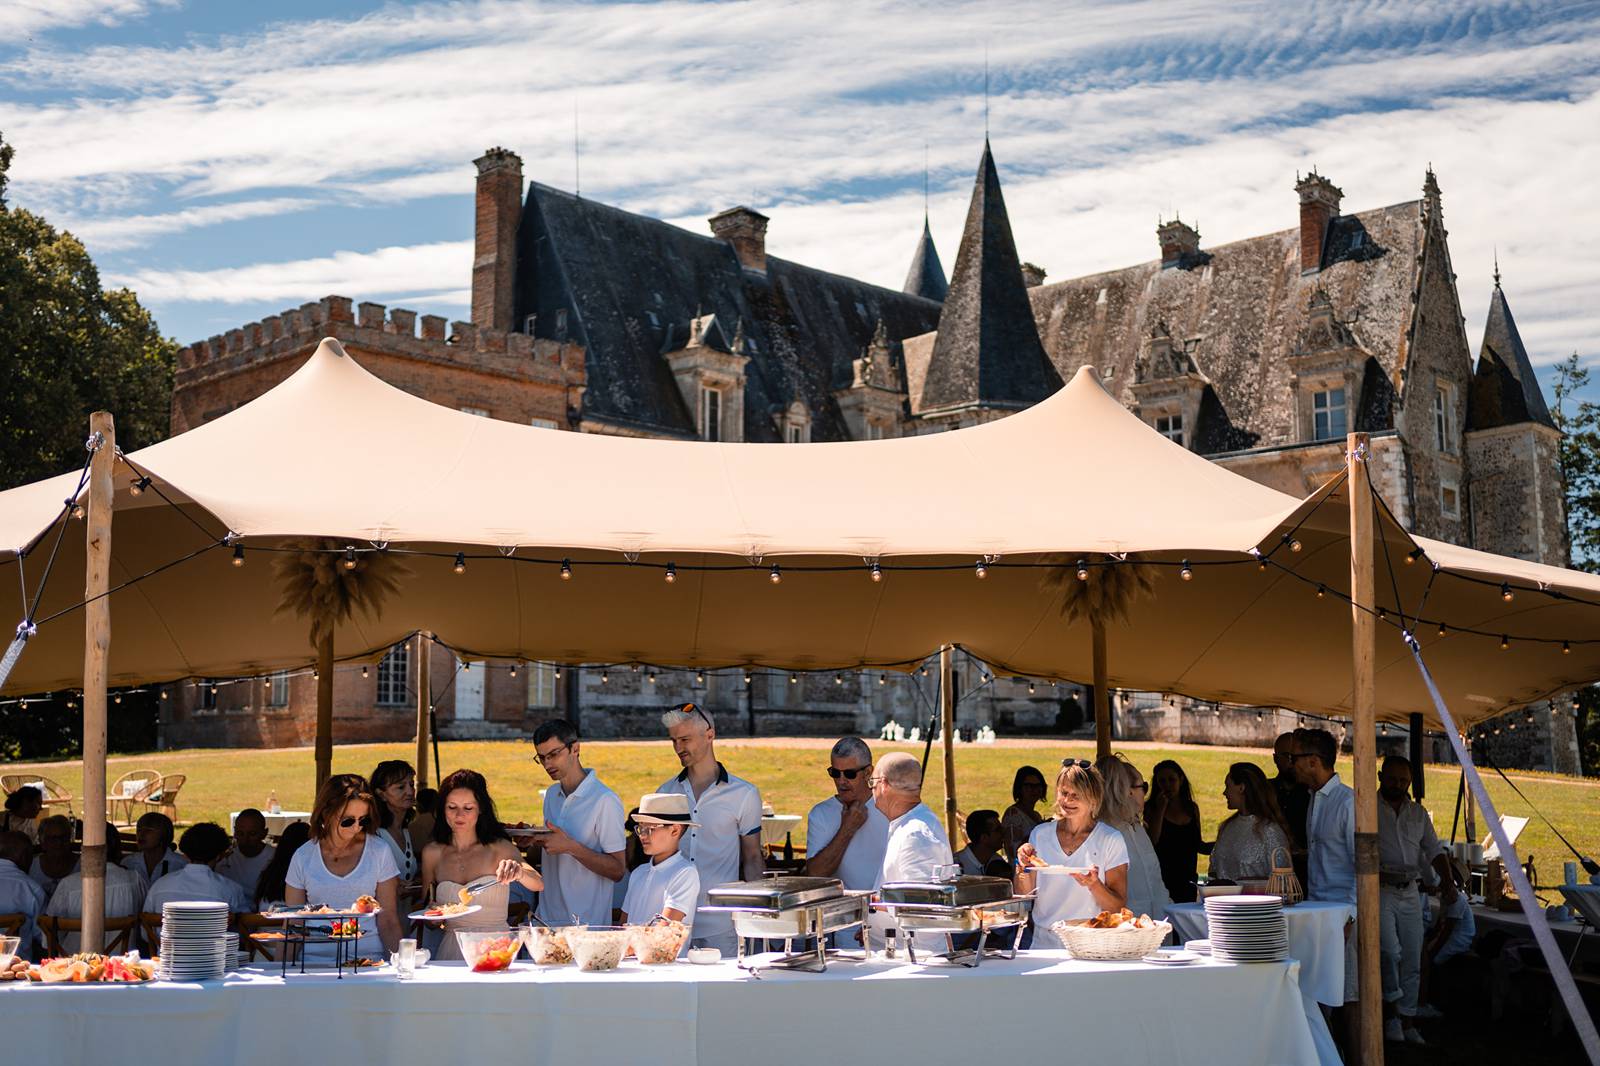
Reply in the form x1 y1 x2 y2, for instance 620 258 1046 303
1092 614 1110 760
1408 712 1425 799
80 412 114 954
414 631 431 787
939 644 957 844
1347 431 1383 1066
314 630 334 790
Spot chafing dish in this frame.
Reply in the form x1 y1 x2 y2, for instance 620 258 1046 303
700 877 870 973
873 871 1032 968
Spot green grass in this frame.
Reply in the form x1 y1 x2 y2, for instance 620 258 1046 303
12 738 1597 889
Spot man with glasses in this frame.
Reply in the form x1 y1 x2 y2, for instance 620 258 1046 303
804 737 889 890
656 703 765 954
532 719 627 929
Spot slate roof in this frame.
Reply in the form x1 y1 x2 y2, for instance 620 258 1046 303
916 141 1062 414
903 217 949 302
515 183 942 441
1467 280 1555 431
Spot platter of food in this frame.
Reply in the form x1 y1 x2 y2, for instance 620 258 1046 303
407 903 483 922
9 953 158 984
505 821 552 842
261 895 381 920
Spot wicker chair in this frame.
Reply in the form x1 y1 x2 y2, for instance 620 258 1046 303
0 774 75 821
39 914 135 956
133 774 186 822
107 770 162 825
138 911 163 954
0 912 27 938
237 912 282 962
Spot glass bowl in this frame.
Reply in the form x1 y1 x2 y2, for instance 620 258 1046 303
455 929 520 973
566 927 632 972
628 921 690 964
518 923 582 966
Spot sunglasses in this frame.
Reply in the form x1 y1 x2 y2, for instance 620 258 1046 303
634 823 670 836
1061 759 1092 770
683 702 713 729
1133 782 1150 792
827 766 870 780
338 815 373 830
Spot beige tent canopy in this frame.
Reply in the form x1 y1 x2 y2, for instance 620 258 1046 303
3 337 1598 729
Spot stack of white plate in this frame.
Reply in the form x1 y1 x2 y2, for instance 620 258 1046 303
159 901 229 980
224 932 242 971
1204 894 1289 963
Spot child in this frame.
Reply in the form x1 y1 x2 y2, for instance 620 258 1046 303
619 793 700 955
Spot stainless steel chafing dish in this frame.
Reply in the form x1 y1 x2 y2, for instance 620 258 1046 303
872 869 1032 968
701 876 870 973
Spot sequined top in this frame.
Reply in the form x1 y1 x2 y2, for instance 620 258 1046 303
1208 815 1292 883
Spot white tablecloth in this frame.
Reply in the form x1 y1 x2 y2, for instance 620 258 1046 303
0 951 1317 1065
1167 900 1353 1007
760 814 801 847
229 810 311 837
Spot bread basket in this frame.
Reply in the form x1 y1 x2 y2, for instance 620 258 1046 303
1052 918 1172 960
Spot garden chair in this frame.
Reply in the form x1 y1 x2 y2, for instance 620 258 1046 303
0 912 26 938
138 911 163 954
107 769 161 825
0 774 75 820
238 913 282 962
39 914 134 956
134 774 186 822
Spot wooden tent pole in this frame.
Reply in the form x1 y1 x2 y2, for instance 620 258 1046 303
1092 614 1110 760
80 412 114 954
314 631 334 790
939 644 958 844
1348 431 1383 1066
414 631 431 787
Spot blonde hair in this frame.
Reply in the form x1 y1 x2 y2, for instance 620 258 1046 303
1054 761 1105 819
1094 755 1143 827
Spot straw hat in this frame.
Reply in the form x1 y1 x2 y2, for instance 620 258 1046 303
632 793 699 827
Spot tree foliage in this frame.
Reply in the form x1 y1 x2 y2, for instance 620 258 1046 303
0 132 176 489
1551 351 1600 774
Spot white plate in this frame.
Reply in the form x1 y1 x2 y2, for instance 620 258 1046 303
260 909 379 920
406 904 484 922
1143 951 1202 965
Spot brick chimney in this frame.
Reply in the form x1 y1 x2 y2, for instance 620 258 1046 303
708 206 769 273
1295 170 1342 275
472 147 523 333
1020 261 1048 288
1157 219 1201 268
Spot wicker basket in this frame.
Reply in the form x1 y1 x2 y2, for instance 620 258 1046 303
1052 918 1172 960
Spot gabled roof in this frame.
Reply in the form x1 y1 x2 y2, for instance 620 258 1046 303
903 217 948 302
1467 280 1555 431
917 141 1061 413
515 183 940 441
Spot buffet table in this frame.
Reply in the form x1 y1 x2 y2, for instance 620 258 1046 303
1 951 1318 1065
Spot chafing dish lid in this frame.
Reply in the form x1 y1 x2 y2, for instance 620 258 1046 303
705 876 843 909
878 875 1014 907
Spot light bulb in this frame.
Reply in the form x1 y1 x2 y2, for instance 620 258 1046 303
129 477 148 497
834 674 843 685
1027 682 1036 695
869 562 882 582
1501 583 1514 602
878 674 887 686
1500 635 1510 651
510 664 518 678
665 563 676 584
232 544 245 567
453 552 466 574
1563 641 1572 655
114 693 122 704
560 558 572 580
695 671 704 684
1076 559 1089 581
1180 561 1193 581
361 665 369 678
769 564 782 584
1316 585 1325 598
975 560 987 579
343 546 357 570
1290 539 1302 553
600 671 609 684
789 673 798 685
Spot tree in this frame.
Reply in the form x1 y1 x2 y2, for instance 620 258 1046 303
1551 351 1600 774
0 132 176 489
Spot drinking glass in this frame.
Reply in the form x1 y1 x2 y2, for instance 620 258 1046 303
396 937 416 979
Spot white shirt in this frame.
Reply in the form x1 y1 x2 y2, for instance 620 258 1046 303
1433 891 1476 963
1027 819 1130 948
143 863 251 916
621 851 700 953
1377 797 1445 882
46 863 143 954
215 843 276 898
122 848 188 890
0 858 46 952
656 763 763 941
805 796 890 890
1109 819 1170 921
539 769 627 928
286 835 400 959
1306 773 1356 905
29 855 78 898
877 802 954 887
376 826 417 882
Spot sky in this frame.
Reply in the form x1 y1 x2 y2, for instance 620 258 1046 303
3 0 1599 404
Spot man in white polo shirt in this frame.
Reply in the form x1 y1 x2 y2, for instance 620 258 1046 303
533 719 627 928
804 736 889 891
656 702 764 955
867 751 953 949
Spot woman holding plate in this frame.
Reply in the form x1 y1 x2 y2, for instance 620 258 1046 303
419 769 542 960
1014 760 1129 950
284 774 402 961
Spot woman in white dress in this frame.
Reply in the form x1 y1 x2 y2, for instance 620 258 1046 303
284 774 403 961
1095 755 1170 920
1208 762 1293 883
1014 760 1129 949
419 769 543 961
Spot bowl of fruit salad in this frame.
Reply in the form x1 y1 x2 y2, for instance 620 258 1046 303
456 930 520 973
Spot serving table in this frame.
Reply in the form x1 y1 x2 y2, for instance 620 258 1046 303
0 951 1318 1065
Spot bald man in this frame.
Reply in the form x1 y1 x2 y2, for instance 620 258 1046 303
870 752 953 888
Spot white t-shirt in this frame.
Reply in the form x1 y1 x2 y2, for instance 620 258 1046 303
376 826 417 882
620 851 700 953
46 864 143 953
215 843 276 898
539 769 627 928
0 858 46 952
285 836 399 959
656 763 763 941
877 803 954 887
121 849 188 890
805 796 889 891
144 863 251 916
1434 892 1476 963
1027 820 1130 948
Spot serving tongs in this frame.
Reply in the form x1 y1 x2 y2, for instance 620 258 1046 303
459 874 501 900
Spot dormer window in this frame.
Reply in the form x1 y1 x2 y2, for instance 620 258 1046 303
1312 388 1347 441
701 386 722 441
780 400 811 443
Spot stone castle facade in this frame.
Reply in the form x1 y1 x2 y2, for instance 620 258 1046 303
160 143 1579 771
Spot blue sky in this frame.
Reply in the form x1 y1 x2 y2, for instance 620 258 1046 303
3 0 1599 403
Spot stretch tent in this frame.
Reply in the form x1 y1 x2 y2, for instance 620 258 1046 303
2 337 1599 730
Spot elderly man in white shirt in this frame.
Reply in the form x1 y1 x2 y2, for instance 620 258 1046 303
0 831 46 958
656 703 765 955
532 719 627 929
804 736 889 890
868 751 953 947
46 824 144 954
143 823 252 920
1376 755 1454 1046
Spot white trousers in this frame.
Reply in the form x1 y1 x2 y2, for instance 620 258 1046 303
1379 885 1424 1014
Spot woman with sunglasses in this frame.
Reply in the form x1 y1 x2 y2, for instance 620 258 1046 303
284 773 403 961
1014 760 1129 949
1095 755 1170 922
420 768 542 961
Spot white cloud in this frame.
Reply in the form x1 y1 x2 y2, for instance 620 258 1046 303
0 0 175 40
59 197 319 252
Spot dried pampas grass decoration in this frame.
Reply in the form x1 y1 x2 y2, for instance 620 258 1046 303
275 538 409 647
1041 553 1158 625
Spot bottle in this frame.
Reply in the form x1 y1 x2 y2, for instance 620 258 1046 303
783 832 794 864
267 790 281 815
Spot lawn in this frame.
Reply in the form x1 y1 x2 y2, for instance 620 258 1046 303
11 738 1597 890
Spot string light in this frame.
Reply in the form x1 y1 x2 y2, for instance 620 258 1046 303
1500 635 1510 651
769 564 782 584
647 671 656 684
1180 561 1193 581
975 560 988 579
1027 682 1036 695
210 683 219 695
1076 559 1089 581
160 690 168 701
554 667 562 679
878 674 887 686
630 663 639 673
743 671 752 684
1377 608 1387 620
232 544 245 567
129 476 150 497
114 693 122 705
1501 583 1514 602
869 562 882 582
361 665 369 678
264 677 272 690
1406 548 1424 565
600 671 609 684
834 674 843 685
789 673 798 685
1438 623 1447 637
1289 538 1302 553
1315 585 1325 598
919 666 930 678
453 552 467 574
695 670 704 684
560 558 572 580
510 663 518 678
342 546 357 571
1563 641 1572 655
665 563 676 584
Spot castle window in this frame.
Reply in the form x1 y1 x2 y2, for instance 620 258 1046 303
198 679 217 713
1312 388 1347 441
1434 383 1457 453
526 662 556 709
376 643 410 706
523 314 537 335
1154 413 1185 446
766 670 790 709
530 418 559 430
268 671 290 708
701 387 722 441
865 421 885 441
1440 479 1460 521
459 406 489 418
